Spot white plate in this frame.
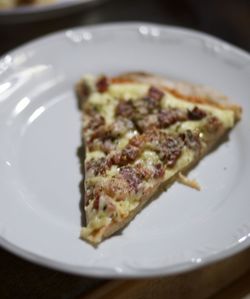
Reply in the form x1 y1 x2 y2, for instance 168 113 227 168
0 23 249 278
0 0 104 23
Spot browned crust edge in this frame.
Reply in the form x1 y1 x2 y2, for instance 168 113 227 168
111 72 242 121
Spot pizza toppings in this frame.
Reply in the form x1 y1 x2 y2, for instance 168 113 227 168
96 76 109 93
157 109 187 128
85 115 105 131
86 157 111 176
153 163 165 178
115 100 134 117
115 94 207 134
111 118 134 136
78 75 240 244
205 116 222 133
188 106 207 120
83 85 214 211
120 166 142 192
148 86 164 101
158 136 183 167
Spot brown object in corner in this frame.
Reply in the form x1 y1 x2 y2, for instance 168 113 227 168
80 247 250 299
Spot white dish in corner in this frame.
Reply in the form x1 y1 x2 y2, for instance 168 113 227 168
0 0 105 23
0 22 249 278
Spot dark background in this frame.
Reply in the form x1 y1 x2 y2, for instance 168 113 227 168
0 0 250 55
0 0 250 298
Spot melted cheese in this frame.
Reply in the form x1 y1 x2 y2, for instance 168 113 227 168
88 93 117 124
85 78 235 130
162 93 235 128
164 147 195 181
82 77 237 243
109 83 148 100
85 150 105 161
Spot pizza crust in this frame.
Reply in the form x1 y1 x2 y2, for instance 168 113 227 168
112 72 242 121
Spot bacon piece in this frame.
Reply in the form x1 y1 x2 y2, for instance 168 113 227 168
103 178 130 201
120 166 142 192
158 109 187 128
88 118 134 149
136 114 159 132
111 145 141 166
180 130 201 152
96 76 109 93
129 134 145 147
85 115 105 131
143 96 161 111
188 106 207 120
115 100 134 117
135 109 188 132
88 126 109 142
159 136 183 167
148 86 164 101
153 163 165 178
86 157 110 176
111 118 134 136
135 163 152 180
122 145 140 162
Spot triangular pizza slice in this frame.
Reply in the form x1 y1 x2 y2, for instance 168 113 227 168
76 72 241 244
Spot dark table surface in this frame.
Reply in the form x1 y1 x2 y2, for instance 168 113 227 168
0 0 250 55
0 0 249 298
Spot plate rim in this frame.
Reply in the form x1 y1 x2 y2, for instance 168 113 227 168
1 21 250 61
0 22 249 278
1 234 250 279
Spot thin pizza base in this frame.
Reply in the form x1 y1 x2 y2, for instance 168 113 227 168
76 72 241 245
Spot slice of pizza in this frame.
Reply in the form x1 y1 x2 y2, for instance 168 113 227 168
76 72 241 245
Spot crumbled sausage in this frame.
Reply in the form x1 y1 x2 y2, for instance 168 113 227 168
135 163 152 180
96 76 109 93
120 166 142 191
136 114 159 132
103 177 130 201
148 86 164 101
85 115 105 130
188 106 207 120
159 136 183 167
158 109 187 128
111 145 141 166
86 157 109 176
180 130 201 152
153 163 165 178
115 100 134 117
